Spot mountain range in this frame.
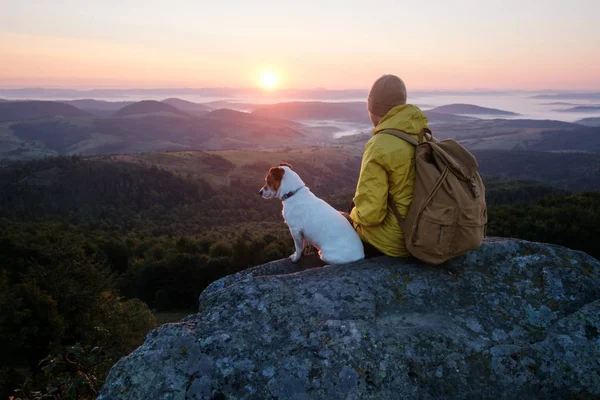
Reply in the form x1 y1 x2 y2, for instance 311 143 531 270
253 101 368 123
252 102 481 124
556 105 600 113
162 98 212 115
113 100 189 117
0 102 315 160
0 101 90 122
576 117 600 127
1 99 600 161
531 92 600 100
62 99 135 116
428 103 519 116
336 118 600 153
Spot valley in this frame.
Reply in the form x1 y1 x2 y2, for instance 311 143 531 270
2 96 600 399
2 98 600 161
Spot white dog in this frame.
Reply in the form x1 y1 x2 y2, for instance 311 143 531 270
259 163 364 265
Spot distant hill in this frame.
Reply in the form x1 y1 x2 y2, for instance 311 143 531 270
340 118 600 152
111 148 600 193
459 119 575 129
52 146 600 195
198 109 308 144
0 148 362 230
556 105 600 113
532 93 600 100
109 147 362 196
542 102 583 106
1 149 600 234
162 98 212 115
204 108 257 122
3 99 600 161
473 150 600 192
63 99 134 116
0 101 90 122
0 156 214 224
203 101 260 112
428 119 600 152
0 107 314 160
576 117 600 127
252 101 477 125
253 101 369 123
423 110 479 124
120 149 600 195
204 108 301 127
483 177 568 205
114 100 189 117
429 103 519 116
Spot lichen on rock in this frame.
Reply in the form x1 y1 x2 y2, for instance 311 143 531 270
99 238 600 399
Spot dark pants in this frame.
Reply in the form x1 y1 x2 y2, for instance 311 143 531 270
349 201 385 259
362 240 385 259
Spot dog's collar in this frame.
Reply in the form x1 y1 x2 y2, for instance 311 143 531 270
281 186 305 201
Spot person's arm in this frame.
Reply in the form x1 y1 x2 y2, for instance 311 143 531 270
350 141 388 227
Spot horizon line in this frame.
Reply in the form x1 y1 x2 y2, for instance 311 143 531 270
2 87 600 93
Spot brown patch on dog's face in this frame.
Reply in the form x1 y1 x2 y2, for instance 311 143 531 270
267 167 284 191
259 166 285 198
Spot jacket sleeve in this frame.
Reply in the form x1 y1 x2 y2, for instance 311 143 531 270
350 140 389 227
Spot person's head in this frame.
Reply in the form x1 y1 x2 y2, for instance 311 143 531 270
367 74 407 126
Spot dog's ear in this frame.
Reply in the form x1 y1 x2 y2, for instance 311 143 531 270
279 162 292 168
270 166 285 181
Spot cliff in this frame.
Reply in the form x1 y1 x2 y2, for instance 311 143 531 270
99 238 600 399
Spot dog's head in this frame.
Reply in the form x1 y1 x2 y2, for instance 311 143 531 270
259 162 292 199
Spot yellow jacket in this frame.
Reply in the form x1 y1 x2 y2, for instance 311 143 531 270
350 104 429 257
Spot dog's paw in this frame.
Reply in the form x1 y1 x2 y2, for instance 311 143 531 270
289 252 301 263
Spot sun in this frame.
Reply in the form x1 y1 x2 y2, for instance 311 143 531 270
260 70 279 90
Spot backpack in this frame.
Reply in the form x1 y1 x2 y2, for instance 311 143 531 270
379 128 487 264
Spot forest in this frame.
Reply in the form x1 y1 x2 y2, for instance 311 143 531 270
1 155 599 398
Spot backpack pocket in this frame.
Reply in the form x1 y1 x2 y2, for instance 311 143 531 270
412 204 456 256
451 205 487 254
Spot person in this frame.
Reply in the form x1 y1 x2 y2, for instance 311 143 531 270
348 74 429 258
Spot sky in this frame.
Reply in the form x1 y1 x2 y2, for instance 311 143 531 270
1 0 598 90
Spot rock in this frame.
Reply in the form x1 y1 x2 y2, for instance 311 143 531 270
99 238 600 399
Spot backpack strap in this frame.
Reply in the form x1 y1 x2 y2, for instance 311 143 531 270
378 128 436 145
378 129 419 146
387 196 408 232
377 128 427 233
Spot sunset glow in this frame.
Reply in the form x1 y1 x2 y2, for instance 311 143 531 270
260 70 279 90
1 0 598 90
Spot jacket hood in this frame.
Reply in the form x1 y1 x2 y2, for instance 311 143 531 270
373 104 429 136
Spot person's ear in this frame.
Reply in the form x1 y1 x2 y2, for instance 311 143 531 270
369 112 381 127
